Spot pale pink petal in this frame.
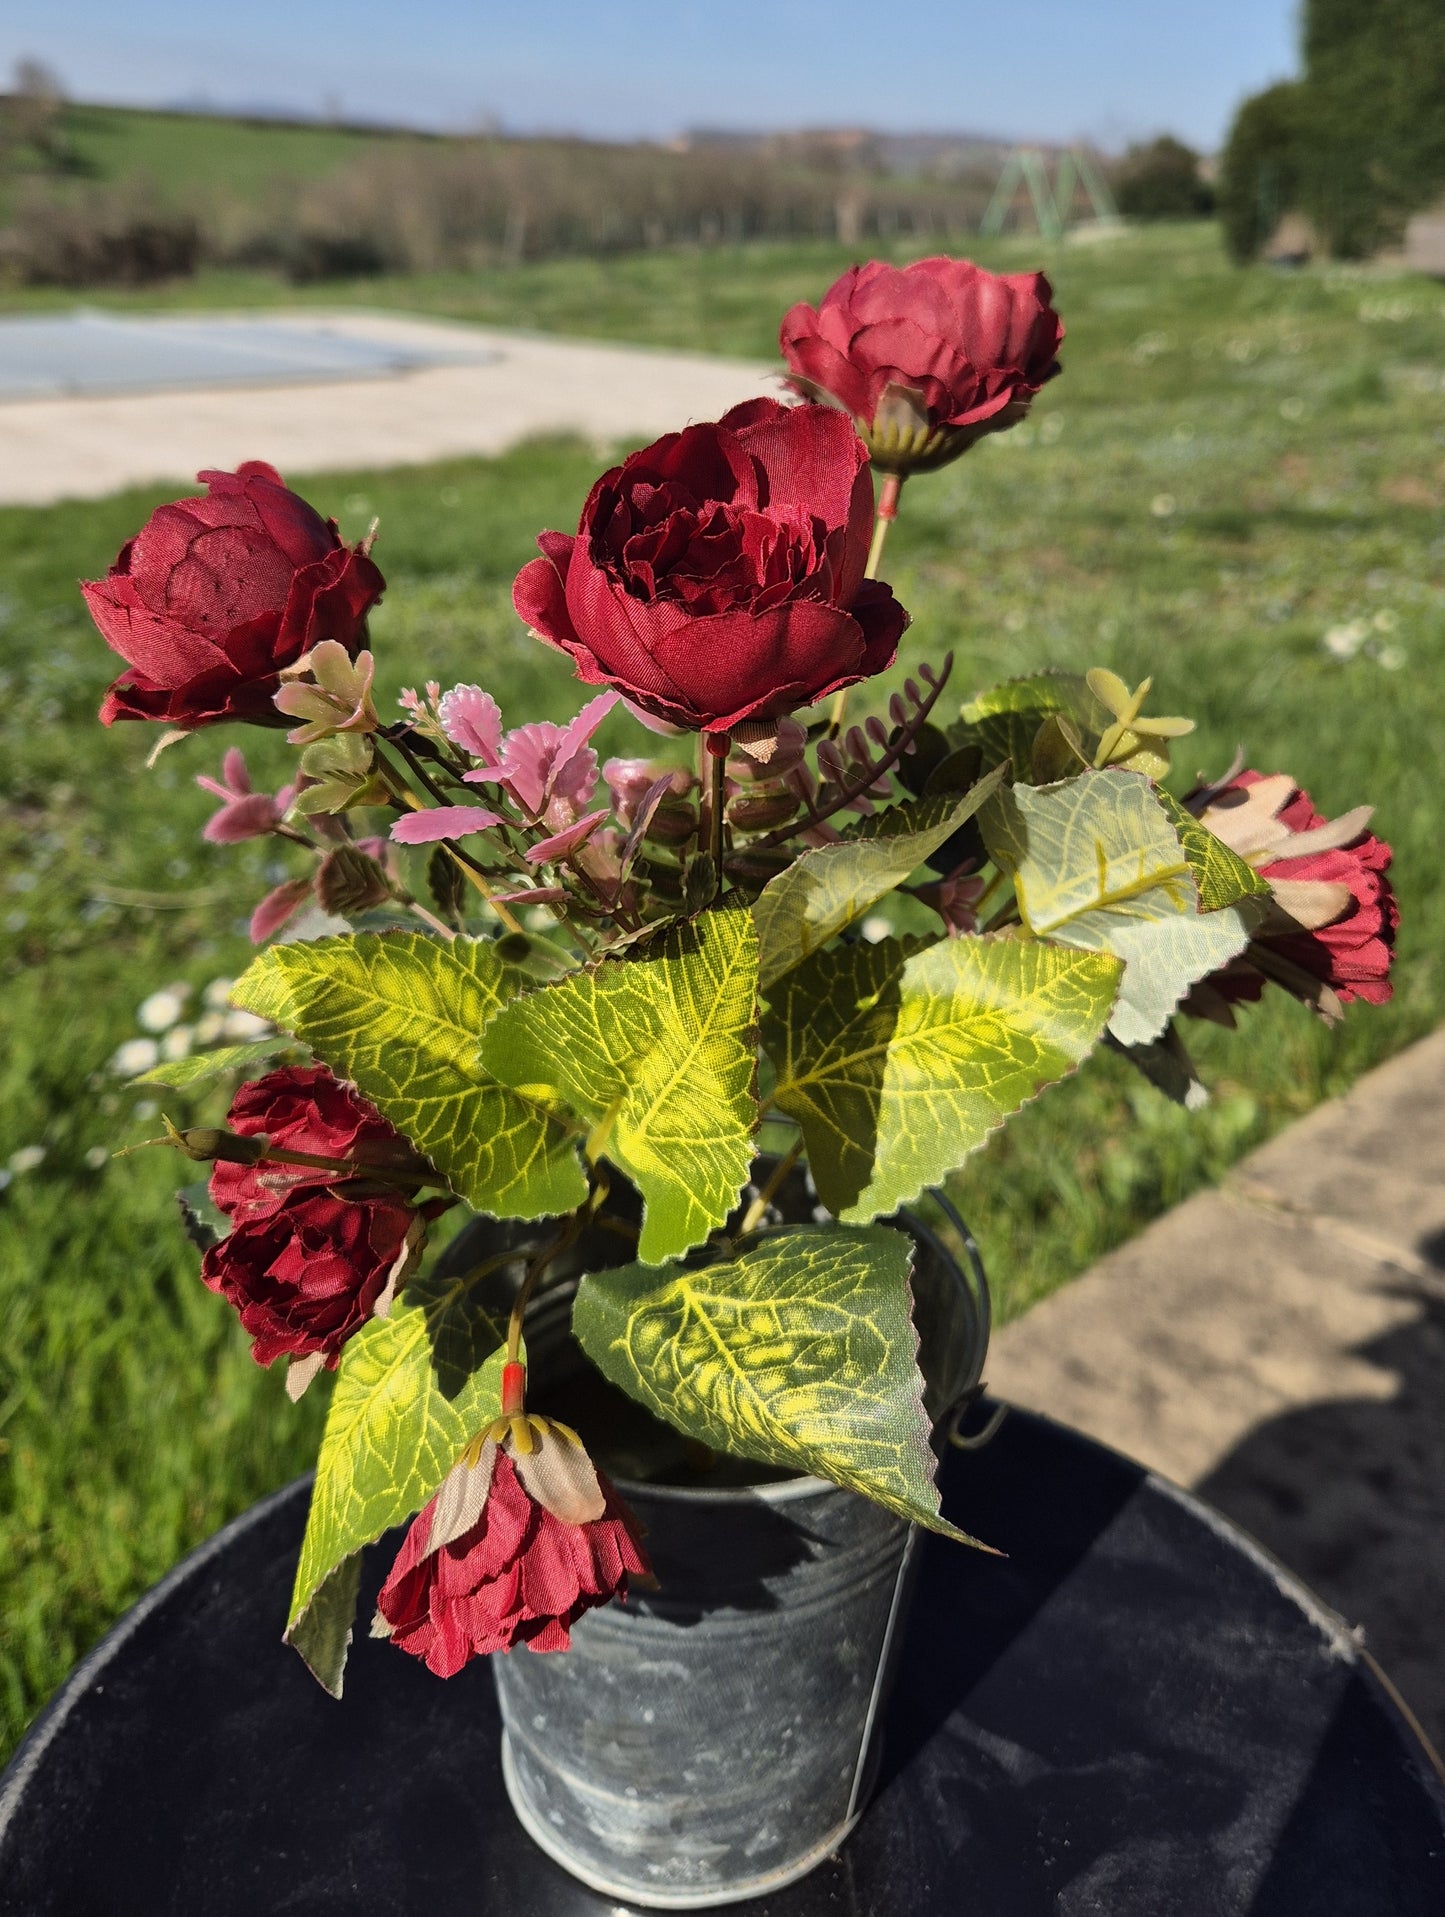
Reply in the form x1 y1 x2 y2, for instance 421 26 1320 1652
249 876 313 943
221 746 252 795
438 685 504 763
203 793 281 843
622 698 684 737
390 806 506 845
525 809 609 864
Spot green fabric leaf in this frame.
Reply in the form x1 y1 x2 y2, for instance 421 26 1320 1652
479 907 759 1264
980 770 1258 1047
231 932 586 1220
1154 787 1272 910
753 766 1007 992
953 671 1108 781
285 1267 511 1693
572 1224 983 1541
131 1037 298 1088
764 934 1122 1219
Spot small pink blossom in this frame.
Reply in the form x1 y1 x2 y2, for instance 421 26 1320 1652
196 748 296 845
604 757 692 827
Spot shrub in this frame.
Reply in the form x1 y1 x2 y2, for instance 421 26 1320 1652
1112 137 1213 222
2 177 200 285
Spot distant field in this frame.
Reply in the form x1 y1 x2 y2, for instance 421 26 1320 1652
2 223 1443 1759
0 101 413 215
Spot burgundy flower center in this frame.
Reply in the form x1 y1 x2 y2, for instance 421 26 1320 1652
594 477 829 615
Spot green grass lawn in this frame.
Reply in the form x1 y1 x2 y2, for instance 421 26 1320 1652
2 223 1443 1759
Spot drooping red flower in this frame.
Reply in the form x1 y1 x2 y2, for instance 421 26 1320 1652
200 1065 435 1380
201 1183 417 1370
375 1440 650 1673
1190 770 1398 1017
210 1064 427 1223
512 398 906 735
780 257 1063 473
85 461 384 729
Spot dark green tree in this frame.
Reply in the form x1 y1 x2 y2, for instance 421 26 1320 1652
1113 137 1213 221
1222 0 1445 259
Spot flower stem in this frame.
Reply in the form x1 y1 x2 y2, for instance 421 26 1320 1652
704 735 729 903
738 1136 804 1236
864 472 904 582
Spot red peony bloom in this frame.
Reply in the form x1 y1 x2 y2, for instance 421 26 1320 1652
85 461 384 729
780 257 1063 474
201 1183 417 1371
375 1438 650 1673
202 1065 435 1381
1192 770 1397 1016
512 398 905 735
210 1063 426 1224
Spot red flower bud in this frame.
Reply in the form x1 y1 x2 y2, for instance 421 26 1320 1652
781 257 1063 474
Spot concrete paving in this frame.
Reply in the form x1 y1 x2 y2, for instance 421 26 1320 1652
0 310 778 506
987 1025 1445 1748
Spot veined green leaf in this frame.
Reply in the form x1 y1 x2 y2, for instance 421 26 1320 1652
764 934 1121 1219
1154 787 1272 911
980 770 1258 1047
953 671 1109 780
286 1267 511 1693
573 1224 982 1541
479 908 759 1264
231 932 586 1219
753 766 1007 992
132 1037 299 1088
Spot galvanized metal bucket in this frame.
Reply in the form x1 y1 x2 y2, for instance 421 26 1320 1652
438 1163 990 1909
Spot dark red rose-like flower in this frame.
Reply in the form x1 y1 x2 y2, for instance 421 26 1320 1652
1191 770 1397 1016
85 461 384 729
201 1182 416 1369
211 1063 426 1224
513 398 906 735
780 257 1063 473
201 1065 434 1375
375 1447 650 1672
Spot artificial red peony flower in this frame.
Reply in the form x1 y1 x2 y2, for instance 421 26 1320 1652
1189 770 1397 1020
513 398 906 735
374 1391 650 1672
201 1065 436 1389
201 1183 419 1375
210 1064 428 1223
85 461 384 729
780 257 1063 473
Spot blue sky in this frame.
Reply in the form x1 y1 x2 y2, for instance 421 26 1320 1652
2 1 1300 152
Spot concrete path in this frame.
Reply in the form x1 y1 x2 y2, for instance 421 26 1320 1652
988 1025 1445 1748
0 311 777 506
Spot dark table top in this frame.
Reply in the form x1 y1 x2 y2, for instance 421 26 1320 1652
3 1405 1443 1916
